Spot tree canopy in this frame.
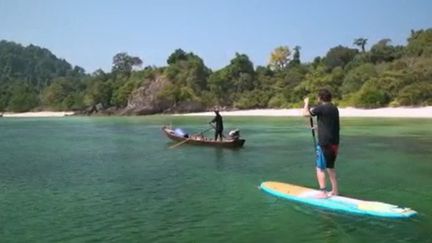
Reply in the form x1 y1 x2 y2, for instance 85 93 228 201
1 28 432 113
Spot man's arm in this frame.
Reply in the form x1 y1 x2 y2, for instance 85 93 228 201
302 97 311 117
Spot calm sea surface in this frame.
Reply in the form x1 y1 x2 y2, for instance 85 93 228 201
0 116 431 242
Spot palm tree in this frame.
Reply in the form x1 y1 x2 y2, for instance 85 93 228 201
353 38 368 52
291 46 301 65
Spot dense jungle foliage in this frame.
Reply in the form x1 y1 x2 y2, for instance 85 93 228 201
1 28 431 112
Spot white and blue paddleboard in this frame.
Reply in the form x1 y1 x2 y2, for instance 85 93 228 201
260 181 417 218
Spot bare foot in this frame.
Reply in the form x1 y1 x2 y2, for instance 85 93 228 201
314 191 329 199
327 191 338 197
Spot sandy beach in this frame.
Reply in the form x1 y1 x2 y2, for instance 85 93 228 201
2 111 75 118
176 107 432 118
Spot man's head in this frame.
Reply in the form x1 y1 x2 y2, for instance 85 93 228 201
214 110 219 115
318 88 332 102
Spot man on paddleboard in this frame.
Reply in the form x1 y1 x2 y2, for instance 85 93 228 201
303 88 340 198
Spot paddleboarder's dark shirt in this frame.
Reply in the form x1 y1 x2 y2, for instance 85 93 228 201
310 103 340 145
211 114 223 132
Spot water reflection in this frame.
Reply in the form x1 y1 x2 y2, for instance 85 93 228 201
214 148 225 170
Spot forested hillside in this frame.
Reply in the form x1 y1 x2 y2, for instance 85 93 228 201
1 28 431 113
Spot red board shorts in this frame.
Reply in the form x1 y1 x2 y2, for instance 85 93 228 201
316 144 339 169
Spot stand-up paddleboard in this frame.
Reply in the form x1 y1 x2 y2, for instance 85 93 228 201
260 181 417 218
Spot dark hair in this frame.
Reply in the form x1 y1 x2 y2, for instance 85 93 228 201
318 88 332 102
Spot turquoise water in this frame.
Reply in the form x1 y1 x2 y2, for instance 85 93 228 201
0 116 431 242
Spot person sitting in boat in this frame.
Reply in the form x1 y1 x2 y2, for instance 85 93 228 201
209 110 224 141
174 128 189 138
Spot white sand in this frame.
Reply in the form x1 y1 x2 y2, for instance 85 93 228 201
175 107 432 118
2 111 74 118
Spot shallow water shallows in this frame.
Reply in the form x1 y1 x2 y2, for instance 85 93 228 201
0 116 431 242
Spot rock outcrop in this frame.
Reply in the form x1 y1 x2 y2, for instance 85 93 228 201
121 76 170 115
121 75 205 115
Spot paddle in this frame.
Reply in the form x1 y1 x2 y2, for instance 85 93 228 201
169 126 214 149
304 97 316 150
309 117 317 150
209 122 230 140
169 137 191 149
310 116 328 171
198 126 213 136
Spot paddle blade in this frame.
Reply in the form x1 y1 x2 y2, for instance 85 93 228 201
169 139 190 149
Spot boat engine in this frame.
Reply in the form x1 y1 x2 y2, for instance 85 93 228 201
228 129 240 140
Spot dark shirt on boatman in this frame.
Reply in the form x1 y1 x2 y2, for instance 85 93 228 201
211 112 223 132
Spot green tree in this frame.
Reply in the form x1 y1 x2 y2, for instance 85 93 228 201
167 49 188 65
269 46 291 70
208 69 232 105
324 45 358 70
233 89 270 109
290 46 301 65
227 53 256 93
369 39 403 63
8 84 39 112
208 53 256 104
0 41 86 111
353 38 368 52
342 63 377 94
165 50 211 97
42 80 66 109
397 82 432 106
292 66 336 103
406 28 432 57
255 66 274 87
351 79 390 108
41 77 85 110
112 52 143 78
84 77 113 108
0 87 10 111
182 53 211 92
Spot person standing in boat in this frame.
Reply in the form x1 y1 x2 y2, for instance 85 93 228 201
302 88 340 198
210 110 224 141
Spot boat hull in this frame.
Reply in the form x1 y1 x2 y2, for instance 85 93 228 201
162 127 245 148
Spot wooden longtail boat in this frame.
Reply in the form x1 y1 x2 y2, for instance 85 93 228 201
162 126 245 148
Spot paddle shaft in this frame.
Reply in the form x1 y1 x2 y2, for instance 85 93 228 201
209 123 226 139
309 117 317 150
199 126 213 135
169 138 191 149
